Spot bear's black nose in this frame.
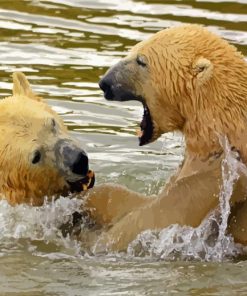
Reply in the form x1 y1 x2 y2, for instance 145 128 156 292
99 77 114 100
71 151 88 176
60 144 89 176
99 77 109 92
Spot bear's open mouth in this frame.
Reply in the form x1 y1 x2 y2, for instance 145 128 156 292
98 75 154 145
68 170 95 193
138 103 154 146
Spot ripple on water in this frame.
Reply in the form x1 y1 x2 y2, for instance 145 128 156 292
0 0 247 294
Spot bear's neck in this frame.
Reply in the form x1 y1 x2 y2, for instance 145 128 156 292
183 105 247 162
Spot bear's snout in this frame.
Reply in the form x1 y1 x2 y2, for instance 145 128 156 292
99 74 140 102
99 62 140 102
62 146 88 177
55 140 89 181
99 74 115 100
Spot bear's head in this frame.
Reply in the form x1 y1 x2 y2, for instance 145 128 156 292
0 72 92 205
99 25 247 153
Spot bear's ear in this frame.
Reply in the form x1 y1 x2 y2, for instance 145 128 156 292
12 72 42 101
192 57 213 86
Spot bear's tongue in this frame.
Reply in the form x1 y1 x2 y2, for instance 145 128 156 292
138 104 154 146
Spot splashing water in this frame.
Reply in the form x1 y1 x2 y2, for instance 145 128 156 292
0 196 84 252
1 136 247 261
128 137 247 261
214 136 247 260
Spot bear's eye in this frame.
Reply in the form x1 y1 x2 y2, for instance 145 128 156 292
51 119 56 128
32 150 41 164
50 118 57 133
136 56 147 67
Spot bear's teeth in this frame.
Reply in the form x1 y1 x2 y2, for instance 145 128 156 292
136 128 143 138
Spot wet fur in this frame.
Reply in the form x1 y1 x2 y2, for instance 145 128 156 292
84 25 247 252
0 73 75 205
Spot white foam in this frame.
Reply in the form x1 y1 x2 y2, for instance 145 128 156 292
0 196 83 243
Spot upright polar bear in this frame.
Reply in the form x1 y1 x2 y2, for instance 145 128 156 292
84 25 247 252
0 72 92 206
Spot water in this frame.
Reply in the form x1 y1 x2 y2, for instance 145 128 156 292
0 0 246 295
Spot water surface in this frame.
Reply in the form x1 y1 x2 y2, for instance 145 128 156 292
0 0 247 295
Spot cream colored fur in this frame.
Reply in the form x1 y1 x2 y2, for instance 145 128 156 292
84 25 247 252
0 73 72 205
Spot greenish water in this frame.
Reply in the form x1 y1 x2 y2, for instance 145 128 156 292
0 0 246 295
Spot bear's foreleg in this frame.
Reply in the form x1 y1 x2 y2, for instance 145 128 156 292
83 184 151 226
94 167 223 252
